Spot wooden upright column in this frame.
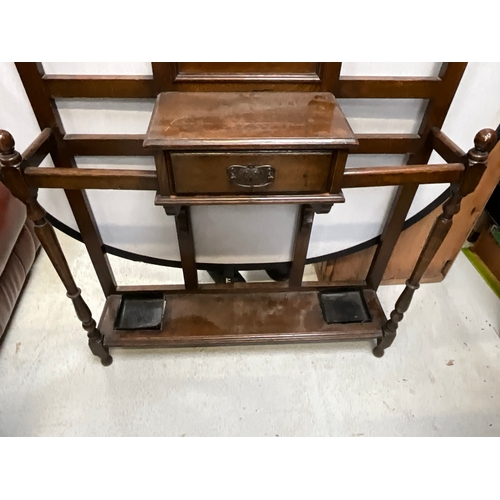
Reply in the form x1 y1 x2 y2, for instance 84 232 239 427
174 206 198 290
0 130 112 366
366 63 468 290
15 63 117 297
373 128 498 357
289 205 315 287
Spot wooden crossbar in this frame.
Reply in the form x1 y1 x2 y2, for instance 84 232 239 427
43 75 442 99
430 127 467 164
21 127 53 167
62 133 422 157
22 163 464 191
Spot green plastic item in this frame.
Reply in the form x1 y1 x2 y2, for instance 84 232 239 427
462 247 500 299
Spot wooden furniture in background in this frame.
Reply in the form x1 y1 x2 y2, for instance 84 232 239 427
316 138 500 285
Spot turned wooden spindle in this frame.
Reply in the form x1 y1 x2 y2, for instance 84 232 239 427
373 128 498 358
0 130 112 366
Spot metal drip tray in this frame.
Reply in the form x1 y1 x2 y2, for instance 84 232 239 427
318 288 371 324
114 293 165 330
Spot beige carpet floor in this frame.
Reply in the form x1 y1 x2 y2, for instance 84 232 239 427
1 230 499 436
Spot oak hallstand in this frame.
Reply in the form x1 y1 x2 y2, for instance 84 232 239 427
0 62 496 366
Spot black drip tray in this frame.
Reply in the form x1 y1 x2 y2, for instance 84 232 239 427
318 288 371 324
114 293 165 330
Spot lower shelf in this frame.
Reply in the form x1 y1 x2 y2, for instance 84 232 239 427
99 287 386 349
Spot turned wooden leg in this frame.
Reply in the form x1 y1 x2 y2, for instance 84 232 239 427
373 282 418 357
35 219 113 366
373 128 498 357
66 287 112 366
0 130 112 366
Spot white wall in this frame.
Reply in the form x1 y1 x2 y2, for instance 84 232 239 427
1 62 499 264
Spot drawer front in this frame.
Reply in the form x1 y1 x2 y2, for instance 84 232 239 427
170 152 334 195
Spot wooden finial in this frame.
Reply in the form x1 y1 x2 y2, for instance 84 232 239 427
0 129 15 154
0 129 22 168
461 128 498 197
474 128 497 153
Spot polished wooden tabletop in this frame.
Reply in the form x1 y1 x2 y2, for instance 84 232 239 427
144 92 358 150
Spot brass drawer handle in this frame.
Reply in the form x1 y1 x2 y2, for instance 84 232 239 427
227 164 275 188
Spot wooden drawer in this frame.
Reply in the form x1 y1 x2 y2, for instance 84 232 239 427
169 152 335 195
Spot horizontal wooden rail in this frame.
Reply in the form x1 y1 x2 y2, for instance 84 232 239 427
155 193 344 207
44 75 156 99
44 74 440 100
174 72 322 83
21 128 53 167
338 77 440 99
356 134 421 154
430 127 466 164
23 167 159 190
64 134 148 155
116 280 354 295
63 133 421 156
23 163 463 192
342 163 463 188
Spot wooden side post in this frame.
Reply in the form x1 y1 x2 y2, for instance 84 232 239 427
0 130 112 366
174 206 198 290
15 62 117 297
289 204 315 287
373 128 498 357
366 63 468 290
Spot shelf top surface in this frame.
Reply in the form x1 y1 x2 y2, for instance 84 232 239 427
143 92 358 150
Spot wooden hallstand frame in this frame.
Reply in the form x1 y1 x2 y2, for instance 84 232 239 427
0 62 496 365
